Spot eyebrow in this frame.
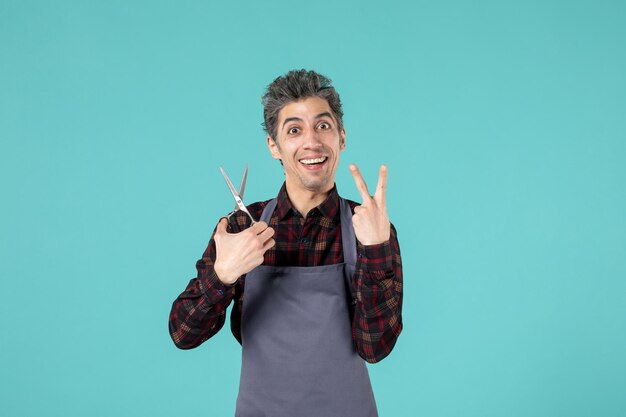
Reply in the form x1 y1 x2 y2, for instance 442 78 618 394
281 112 335 129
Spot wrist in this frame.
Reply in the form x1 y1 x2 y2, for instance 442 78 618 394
214 261 239 285
359 240 393 272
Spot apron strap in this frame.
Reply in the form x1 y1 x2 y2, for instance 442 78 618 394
260 198 278 224
339 197 357 266
258 195 357 266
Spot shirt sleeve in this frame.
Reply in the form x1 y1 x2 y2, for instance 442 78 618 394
352 223 403 363
168 221 242 349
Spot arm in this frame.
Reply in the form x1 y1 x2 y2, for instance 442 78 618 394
352 223 403 363
168 225 240 349
168 215 275 349
348 164 403 363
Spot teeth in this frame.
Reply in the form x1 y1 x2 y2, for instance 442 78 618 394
300 157 327 165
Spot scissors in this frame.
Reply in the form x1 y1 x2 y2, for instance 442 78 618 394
220 164 256 225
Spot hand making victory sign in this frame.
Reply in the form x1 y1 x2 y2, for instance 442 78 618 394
349 164 391 246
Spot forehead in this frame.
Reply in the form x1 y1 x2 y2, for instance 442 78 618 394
277 96 335 124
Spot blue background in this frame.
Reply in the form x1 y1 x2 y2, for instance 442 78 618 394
1 1 625 416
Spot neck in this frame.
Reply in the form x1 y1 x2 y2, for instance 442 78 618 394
284 180 333 217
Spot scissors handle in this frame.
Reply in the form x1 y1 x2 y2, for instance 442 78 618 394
225 209 256 226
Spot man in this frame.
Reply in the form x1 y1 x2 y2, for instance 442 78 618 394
169 69 403 417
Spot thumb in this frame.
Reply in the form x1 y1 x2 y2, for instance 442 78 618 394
216 217 229 235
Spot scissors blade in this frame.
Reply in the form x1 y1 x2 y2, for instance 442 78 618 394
235 164 248 211
220 166 256 224
220 166 242 200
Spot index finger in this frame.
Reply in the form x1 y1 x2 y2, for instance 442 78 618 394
349 163 372 203
249 220 269 234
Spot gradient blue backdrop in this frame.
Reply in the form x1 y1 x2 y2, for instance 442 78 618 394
1 1 625 416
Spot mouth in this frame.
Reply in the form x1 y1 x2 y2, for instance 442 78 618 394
299 156 328 170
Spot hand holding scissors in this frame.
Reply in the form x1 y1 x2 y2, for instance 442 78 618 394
349 164 391 246
213 165 275 285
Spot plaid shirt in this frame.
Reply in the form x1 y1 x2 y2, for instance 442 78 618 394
169 183 403 363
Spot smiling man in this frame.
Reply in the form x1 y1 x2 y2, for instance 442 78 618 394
169 70 403 417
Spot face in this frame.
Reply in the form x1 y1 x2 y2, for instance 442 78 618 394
267 96 346 194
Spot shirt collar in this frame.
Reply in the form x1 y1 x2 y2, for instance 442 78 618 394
276 182 340 220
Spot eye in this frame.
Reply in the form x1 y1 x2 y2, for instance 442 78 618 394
318 122 331 130
288 127 300 135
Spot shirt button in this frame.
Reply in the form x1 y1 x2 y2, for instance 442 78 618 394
217 289 224 295
300 237 308 244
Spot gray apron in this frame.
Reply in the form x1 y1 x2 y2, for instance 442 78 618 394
235 197 378 417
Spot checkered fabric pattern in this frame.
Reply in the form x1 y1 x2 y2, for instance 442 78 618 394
169 183 403 363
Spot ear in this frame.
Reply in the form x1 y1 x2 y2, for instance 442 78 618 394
339 128 346 151
267 136 282 160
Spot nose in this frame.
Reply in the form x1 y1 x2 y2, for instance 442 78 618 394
302 128 323 149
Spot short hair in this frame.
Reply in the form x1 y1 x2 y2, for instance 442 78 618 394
262 69 344 141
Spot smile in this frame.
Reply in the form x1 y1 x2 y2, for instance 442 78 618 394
299 156 328 165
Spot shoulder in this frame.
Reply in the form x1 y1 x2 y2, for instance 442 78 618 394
226 198 274 232
247 198 274 219
341 196 360 214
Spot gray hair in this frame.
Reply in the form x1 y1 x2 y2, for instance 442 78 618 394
262 69 344 141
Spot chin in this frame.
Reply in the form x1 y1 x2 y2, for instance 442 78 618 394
300 176 332 192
